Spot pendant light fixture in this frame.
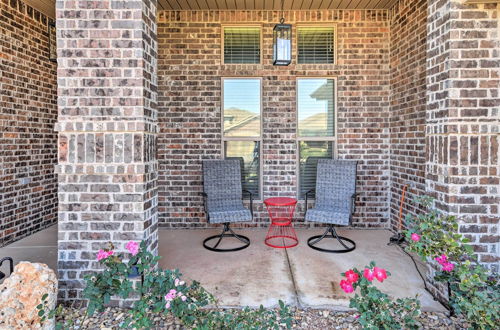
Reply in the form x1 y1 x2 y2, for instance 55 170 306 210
273 0 292 66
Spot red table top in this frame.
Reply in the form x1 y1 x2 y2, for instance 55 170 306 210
264 197 297 206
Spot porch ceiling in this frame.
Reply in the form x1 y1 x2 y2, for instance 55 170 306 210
158 0 400 10
26 0 401 19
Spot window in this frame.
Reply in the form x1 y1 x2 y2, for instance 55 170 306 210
223 26 261 64
297 26 335 64
297 78 336 198
222 78 261 198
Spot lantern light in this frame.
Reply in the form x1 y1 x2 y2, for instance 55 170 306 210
273 18 292 66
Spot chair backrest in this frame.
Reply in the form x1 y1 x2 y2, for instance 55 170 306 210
225 156 245 187
315 159 358 212
202 159 243 210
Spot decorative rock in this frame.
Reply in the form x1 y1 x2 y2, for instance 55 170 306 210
0 262 58 329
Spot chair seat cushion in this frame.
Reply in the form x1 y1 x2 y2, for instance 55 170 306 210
208 206 252 224
305 207 350 226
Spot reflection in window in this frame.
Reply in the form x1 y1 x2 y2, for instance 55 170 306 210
223 79 261 137
222 78 262 199
297 78 336 199
299 141 334 198
224 141 260 197
297 79 335 137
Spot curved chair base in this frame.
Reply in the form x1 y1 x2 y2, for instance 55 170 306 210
307 225 356 253
0 257 13 281
203 223 250 252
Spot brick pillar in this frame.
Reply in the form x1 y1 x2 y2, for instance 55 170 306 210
56 0 158 300
426 0 499 272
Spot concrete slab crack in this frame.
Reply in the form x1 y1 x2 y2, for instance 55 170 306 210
284 246 302 308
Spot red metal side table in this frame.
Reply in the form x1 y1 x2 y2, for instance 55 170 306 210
264 197 298 248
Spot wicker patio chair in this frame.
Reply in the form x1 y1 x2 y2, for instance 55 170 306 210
201 159 253 252
304 159 358 253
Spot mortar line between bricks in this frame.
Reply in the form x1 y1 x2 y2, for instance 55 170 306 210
283 243 302 309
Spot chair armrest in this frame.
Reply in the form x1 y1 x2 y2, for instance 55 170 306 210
304 189 315 214
242 189 254 218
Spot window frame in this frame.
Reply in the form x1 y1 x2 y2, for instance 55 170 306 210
221 77 263 200
221 24 263 65
296 23 338 65
295 76 338 200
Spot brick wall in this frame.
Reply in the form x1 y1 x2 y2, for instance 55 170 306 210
56 0 158 301
0 0 57 247
157 10 391 229
389 0 428 231
426 0 499 272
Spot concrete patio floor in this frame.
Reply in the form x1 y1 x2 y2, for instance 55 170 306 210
0 225 445 312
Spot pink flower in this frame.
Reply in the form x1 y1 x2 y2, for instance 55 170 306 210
174 278 185 287
96 249 113 261
164 289 177 301
410 233 421 242
363 268 375 282
354 315 360 319
345 270 359 284
181 295 187 301
373 267 388 282
165 301 171 309
340 279 354 293
435 254 448 265
126 241 140 256
434 255 454 272
442 262 454 272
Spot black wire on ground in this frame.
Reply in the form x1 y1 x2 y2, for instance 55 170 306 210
387 238 453 315
387 239 428 290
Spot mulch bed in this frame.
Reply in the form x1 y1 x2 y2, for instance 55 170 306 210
57 306 468 329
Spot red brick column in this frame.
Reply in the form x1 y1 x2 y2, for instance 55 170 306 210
426 0 499 272
56 0 158 301
389 0 428 231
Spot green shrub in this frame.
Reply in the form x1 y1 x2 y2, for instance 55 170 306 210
340 261 421 329
40 240 293 329
405 196 500 329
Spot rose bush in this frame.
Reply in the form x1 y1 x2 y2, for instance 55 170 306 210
340 262 421 329
404 196 500 329
39 241 292 329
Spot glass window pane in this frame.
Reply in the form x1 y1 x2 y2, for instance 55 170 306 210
223 79 261 137
298 27 335 64
224 27 260 64
299 141 334 198
297 78 335 137
224 141 260 199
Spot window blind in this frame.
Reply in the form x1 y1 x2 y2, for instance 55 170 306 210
225 141 261 198
223 27 261 64
299 142 334 198
297 27 335 64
